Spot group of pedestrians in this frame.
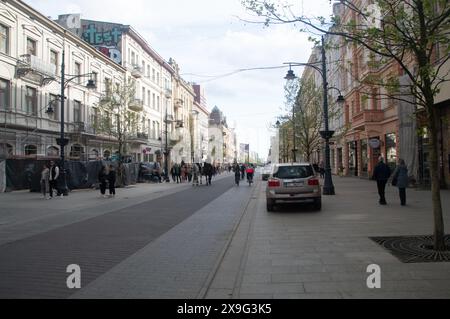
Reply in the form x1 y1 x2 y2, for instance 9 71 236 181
40 160 60 199
170 161 215 186
372 157 408 206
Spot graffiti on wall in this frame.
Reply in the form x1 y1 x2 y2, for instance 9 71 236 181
81 23 123 65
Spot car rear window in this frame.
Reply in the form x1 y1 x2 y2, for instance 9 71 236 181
274 165 314 179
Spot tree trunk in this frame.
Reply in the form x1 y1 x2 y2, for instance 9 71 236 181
427 103 446 251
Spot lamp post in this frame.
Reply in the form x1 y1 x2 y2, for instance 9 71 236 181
284 70 298 162
284 36 345 195
163 90 173 182
46 35 97 196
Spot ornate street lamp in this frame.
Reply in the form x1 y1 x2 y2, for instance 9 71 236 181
283 36 345 195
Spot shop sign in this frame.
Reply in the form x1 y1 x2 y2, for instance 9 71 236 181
369 138 381 149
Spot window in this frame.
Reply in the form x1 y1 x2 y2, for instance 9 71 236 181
274 165 314 179
0 143 13 158
27 38 36 56
147 65 150 78
147 90 151 106
91 107 99 129
0 78 10 110
157 72 160 85
142 87 146 104
152 68 156 82
152 93 156 109
25 145 37 156
74 62 81 84
0 24 9 54
25 86 37 115
49 94 59 120
50 50 58 73
73 100 82 122
47 146 59 157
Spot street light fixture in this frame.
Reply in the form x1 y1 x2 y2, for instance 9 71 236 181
43 35 97 196
283 36 345 195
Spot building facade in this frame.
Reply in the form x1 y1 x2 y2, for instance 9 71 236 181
0 0 125 161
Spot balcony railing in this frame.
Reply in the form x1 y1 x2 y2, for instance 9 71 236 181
174 98 183 108
129 132 149 141
131 65 143 78
71 122 96 134
129 99 144 112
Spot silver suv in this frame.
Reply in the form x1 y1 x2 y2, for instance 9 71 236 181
266 163 321 211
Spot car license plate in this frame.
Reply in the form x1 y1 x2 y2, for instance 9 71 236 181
286 182 303 187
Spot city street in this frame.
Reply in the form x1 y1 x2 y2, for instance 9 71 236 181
0 172 449 299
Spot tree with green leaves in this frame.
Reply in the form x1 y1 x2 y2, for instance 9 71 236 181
242 0 450 250
94 78 142 185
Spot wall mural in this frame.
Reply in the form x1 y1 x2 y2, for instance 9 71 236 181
81 22 123 65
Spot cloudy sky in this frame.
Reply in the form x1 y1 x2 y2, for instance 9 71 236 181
24 0 335 160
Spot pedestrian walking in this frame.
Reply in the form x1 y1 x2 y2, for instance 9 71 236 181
392 159 408 206
98 165 108 198
192 163 200 186
174 164 181 184
40 164 50 199
372 157 392 205
234 163 241 186
319 161 325 179
48 161 59 198
108 164 116 197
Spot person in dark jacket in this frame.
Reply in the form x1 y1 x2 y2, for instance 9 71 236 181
98 165 108 198
392 159 408 206
108 164 116 197
372 157 391 205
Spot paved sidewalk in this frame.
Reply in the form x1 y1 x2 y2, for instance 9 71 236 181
207 177 450 299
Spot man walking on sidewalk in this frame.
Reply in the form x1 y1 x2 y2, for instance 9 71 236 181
372 157 391 205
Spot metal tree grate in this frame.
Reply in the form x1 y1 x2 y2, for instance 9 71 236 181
370 235 450 263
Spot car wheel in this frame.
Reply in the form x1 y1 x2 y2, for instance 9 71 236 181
314 198 322 211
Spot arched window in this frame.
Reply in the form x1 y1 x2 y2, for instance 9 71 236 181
103 150 111 160
24 145 37 156
70 144 84 158
0 143 13 158
47 146 59 157
91 149 99 158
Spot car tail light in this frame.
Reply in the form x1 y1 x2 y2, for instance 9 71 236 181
308 178 319 186
268 179 281 188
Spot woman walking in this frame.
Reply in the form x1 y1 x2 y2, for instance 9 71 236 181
98 165 108 198
40 164 50 199
392 159 408 206
108 164 116 198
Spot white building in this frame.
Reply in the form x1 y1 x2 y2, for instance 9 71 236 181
0 0 125 160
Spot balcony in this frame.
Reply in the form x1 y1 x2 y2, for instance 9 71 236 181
129 99 144 112
175 120 184 128
16 54 57 85
72 122 96 134
131 65 143 78
174 98 183 109
352 109 384 131
129 132 149 142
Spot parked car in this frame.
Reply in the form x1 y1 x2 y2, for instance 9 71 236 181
266 163 321 211
261 164 272 181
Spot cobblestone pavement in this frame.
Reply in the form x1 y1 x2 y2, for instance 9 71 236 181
207 177 450 299
0 173 251 298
